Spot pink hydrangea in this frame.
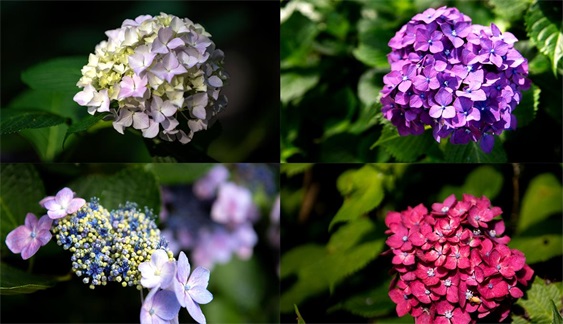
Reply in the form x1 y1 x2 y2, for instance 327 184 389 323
385 193 533 323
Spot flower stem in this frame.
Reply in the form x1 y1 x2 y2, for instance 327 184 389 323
26 256 35 273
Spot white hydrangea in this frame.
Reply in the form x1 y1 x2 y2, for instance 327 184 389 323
73 13 229 144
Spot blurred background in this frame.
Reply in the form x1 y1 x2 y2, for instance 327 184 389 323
1 1 280 162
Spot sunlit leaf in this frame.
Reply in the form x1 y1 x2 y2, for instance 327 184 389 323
517 173 562 233
489 0 533 23
525 1 563 75
509 234 563 264
21 56 85 92
329 165 385 230
516 276 563 323
280 163 313 177
0 109 67 135
438 166 503 201
280 11 320 69
280 72 320 105
514 83 540 128
353 18 395 68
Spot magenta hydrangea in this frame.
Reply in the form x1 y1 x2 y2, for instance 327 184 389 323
385 193 534 323
381 6 530 153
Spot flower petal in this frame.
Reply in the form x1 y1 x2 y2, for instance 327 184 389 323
188 267 210 289
5 225 32 254
153 289 181 320
66 198 86 214
184 294 206 324
189 287 213 304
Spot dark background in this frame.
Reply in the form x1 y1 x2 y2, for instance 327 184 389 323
1 1 280 162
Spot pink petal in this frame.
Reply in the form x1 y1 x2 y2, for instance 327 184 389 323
21 240 41 260
24 213 38 228
5 225 32 253
37 215 54 231
56 188 74 207
66 198 86 214
38 196 55 208
48 209 68 220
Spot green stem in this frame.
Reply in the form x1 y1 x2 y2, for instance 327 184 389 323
27 256 35 273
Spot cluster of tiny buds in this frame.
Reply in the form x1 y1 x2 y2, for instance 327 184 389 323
52 198 171 289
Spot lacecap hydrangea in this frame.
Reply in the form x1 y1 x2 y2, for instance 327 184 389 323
381 7 530 153
73 13 228 144
384 194 534 323
5 187 213 324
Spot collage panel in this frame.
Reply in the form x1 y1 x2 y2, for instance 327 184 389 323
280 163 562 323
280 0 562 163
0 163 280 323
1 1 279 163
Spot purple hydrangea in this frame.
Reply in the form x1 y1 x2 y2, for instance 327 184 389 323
381 6 530 153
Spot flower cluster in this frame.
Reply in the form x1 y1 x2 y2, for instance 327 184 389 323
161 164 278 269
52 198 171 289
381 6 530 153
385 194 534 323
73 13 228 144
5 187 213 324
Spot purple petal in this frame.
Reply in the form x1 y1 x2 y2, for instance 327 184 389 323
48 209 68 220
398 80 412 93
189 287 213 304
184 295 206 324
480 134 494 153
167 38 185 50
429 105 443 119
5 225 32 254
188 267 210 290
56 188 74 206
153 289 181 320
490 54 503 67
38 196 55 208
430 41 444 54
24 212 38 228
21 240 41 260
177 252 190 284
36 229 52 246
66 198 86 214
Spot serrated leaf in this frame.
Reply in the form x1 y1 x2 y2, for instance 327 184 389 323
525 1 563 75
517 173 563 233
514 83 540 128
373 126 437 162
329 165 385 230
0 164 45 256
553 301 563 324
64 113 106 142
516 277 563 323
328 279 395 318
443 140 507 163
68 166 161 215
146 163 213 185
280 163 313 177
280 72 320 105
509 234 563 264
21 56 85 92
0 263 57 295
0 109 67 135
511 315 529 324
438 166 503 201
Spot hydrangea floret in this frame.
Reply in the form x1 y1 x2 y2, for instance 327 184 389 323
73 13 228 144
385 193 534 323
5 187 213 324
381 7 530 153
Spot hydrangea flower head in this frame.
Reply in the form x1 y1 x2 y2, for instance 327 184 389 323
381 7 530 153
385 194 533 323
51 198 172 289
73 13 228 144
5 213 53 260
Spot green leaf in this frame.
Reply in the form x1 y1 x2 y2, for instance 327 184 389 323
146 163 214 185
489 0 533 23
64 113 107 142
280 11 320 68
516 276 563 323
373 126 438 162
353 18 395 68
0 164 45 255
280 72 320 105
21 56 85 92
7 90 79 161
69 166 161 215
280 163 313 177
525 1 563 75
329 165 385 230
0 109 67 135
509 234 563 264
295 304 306 324
280 244 325 279
327 218 375 253
553 301 563 324
357 69 380 106
0 263 57 295
328 279 395 318
517 173 563 233
443 140 507 163
514 83 540 128
512 315 531 324
438 166 503 202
